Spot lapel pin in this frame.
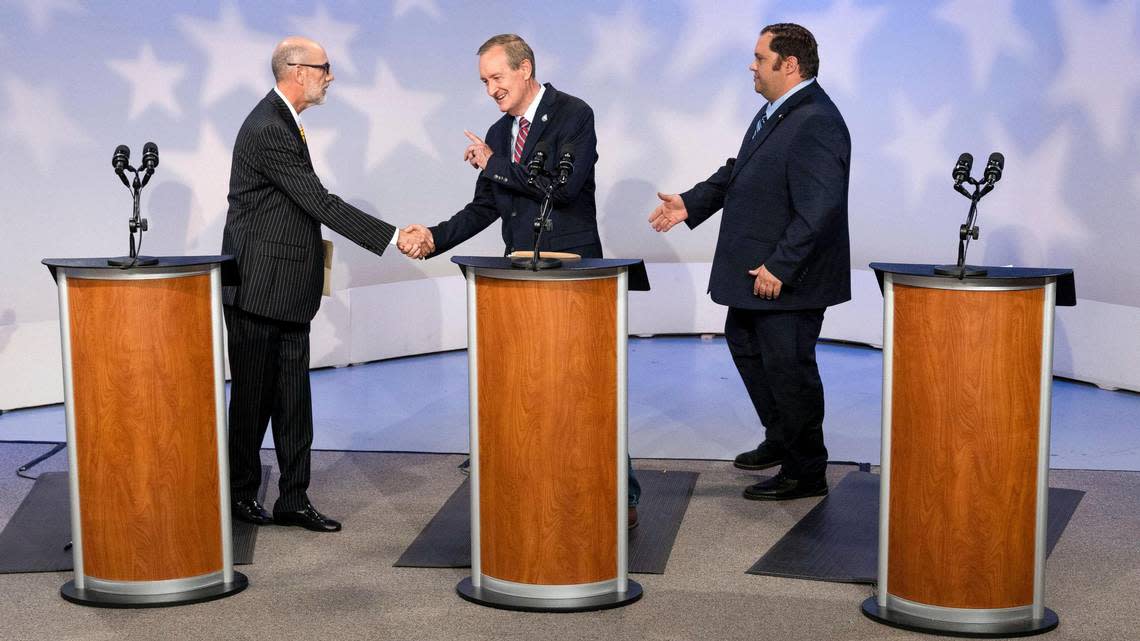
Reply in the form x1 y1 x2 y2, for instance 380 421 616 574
541 114 548 123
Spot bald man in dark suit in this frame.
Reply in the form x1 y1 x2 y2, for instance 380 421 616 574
222 36 430 532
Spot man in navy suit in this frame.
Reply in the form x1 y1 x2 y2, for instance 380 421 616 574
650 23 851 500
407 34 641 526
223 36 430 532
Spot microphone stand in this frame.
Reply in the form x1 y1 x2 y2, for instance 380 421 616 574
934 178 989 279
511 169 563 271
108 166 158 267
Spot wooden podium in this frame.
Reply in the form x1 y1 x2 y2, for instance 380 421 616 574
450 257 649 612
42 256 247 607
863 263 1076 637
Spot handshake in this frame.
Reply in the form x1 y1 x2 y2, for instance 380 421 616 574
398 224 434 259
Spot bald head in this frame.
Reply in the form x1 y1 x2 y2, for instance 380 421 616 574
272 36 323 81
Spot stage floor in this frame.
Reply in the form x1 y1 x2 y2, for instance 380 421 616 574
2 336 1138 470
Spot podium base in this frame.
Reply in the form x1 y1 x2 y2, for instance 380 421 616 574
861 597 1058 638
457 577 642 613
61 572 248 608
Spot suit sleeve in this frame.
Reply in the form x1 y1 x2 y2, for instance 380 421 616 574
425 171 501 256
679 158 736 228
763 115 849 284
480 104 598 206
254 123 395 255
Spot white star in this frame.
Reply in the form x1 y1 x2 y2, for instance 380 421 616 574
303 125 340 187
157 122 232 251
338 60 446 170
789 0 887 95
393 0 441 20
595 103 647 185
177 3 276 107
979 119 1089 265
882 94 953 210
106 43 186 120
667 0 774 79
935 0 1033 90
286 4 361 77
1048 0 1140 153
0 75 91 173
650 87 754 192
4 0 83 33
581 4 655 84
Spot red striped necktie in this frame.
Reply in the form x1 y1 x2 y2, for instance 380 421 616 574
513 116 530 163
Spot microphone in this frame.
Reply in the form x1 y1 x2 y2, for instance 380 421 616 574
951 152 973 184
982 152 1004 185
556 144 574 185
140 142 159 187
112 144 131 187
526 140 549 181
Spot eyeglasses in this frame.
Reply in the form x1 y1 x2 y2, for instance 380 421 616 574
288 62 331 74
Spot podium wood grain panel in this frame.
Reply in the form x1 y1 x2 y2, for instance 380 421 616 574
888 284 1043 608
476 275 617 585
68 275 222 581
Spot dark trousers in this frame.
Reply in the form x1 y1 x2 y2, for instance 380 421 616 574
724 306 828 480
224 305 313 512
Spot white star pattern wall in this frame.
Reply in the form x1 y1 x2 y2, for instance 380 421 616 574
1 0 1139 412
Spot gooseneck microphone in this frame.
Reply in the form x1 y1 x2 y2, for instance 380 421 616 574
140 142 159 187
112 145 131 187
555 144 575 185
951 152 973 184
526 140 549 183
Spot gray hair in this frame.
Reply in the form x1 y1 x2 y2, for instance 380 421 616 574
271 38 313 81
477 34 536 79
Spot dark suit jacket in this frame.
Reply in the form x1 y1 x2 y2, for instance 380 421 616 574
681 81 851 311
429 83 601 257
222 90 395 323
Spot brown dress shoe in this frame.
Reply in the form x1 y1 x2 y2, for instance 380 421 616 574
628 506 639 529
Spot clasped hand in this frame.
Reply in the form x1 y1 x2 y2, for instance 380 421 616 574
398 224 434 259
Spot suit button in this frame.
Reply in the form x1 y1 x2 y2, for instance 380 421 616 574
511 211 517 217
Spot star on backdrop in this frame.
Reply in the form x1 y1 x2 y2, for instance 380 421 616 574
337 59 446 170
580 4 655 84
107 43 187 121
304 126 340 187
177 3 277 108
393 0 442 20
650 87 753 192
3 0 83 34
1 75 91 173
789 0 886 95
935 0 1033 91
882 93 953 210
983 119 1088 264
159 122 232 250
1048 0 1140 154
666 0 774 79
286 4 361 77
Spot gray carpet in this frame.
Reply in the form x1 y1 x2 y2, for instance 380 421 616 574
747 470 1085 583
0 467 270 573
0 450 1137 641
395 470 698 574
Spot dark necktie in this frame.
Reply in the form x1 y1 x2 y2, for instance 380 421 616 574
751 106 769 139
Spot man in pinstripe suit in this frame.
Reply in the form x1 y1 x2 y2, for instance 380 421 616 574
222 37 429 532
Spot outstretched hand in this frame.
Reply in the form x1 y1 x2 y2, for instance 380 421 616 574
398 224 435 260
648 192 689 232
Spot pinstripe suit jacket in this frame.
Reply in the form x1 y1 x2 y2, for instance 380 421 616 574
222 90 395 323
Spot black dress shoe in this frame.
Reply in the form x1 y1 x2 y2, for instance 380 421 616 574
742 472 828 501
232 498 273 525
733 442 784 471
273 503 342 532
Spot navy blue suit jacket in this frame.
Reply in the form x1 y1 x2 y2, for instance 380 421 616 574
429 83 601 257
681 81 851 311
